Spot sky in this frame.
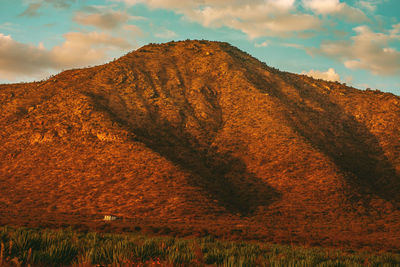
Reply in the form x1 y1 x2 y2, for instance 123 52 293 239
0 0 399 95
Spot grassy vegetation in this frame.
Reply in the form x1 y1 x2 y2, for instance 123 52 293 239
0 226 399 266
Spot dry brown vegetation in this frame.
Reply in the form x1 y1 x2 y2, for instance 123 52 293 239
0 40 399 251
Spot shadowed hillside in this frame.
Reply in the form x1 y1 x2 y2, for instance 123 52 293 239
0 40 399 249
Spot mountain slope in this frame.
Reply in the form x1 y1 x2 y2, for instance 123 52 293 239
1 40 399 249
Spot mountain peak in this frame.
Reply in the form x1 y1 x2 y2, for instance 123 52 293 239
137 39 233 51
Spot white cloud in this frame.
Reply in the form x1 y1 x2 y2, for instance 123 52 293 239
51 32 133 68
0 22 19 32
0 33 52 79
154 29 177 39
336 4 368 23
357 0 376 11
282 42 304 49
309 24 400 75
226 13 320 38
344 75 353 84
391 23 400 36
123 24 144 36
302 0 342 14
255 41 269 47
74 10 132 30
114 0 321 38
357 0 388 12
0 32 135 80
73 7 145 31
43 0 75 9
20 0 75 16
19 2 42 16
302 0 368 23
302 68 341 82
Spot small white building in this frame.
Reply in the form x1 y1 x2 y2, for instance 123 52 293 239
103 215 118 221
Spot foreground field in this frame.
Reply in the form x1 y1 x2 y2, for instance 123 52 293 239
0 226 399 266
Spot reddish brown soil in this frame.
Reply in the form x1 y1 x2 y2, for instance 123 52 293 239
1 40 399 250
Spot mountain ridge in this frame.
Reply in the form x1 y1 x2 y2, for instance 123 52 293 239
1 40 399 249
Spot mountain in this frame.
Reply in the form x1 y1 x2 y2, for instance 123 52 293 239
1 40 399 249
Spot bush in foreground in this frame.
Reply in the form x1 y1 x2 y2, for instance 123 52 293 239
0 226 399 266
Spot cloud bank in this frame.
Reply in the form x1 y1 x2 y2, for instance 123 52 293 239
115 0 322 38
0 32 133 80
309 24 400 75
74 10 132 30
302 0 367 23
302 67 341 82
20 0 76 16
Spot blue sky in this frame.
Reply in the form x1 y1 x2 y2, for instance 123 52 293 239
1 0 399 95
